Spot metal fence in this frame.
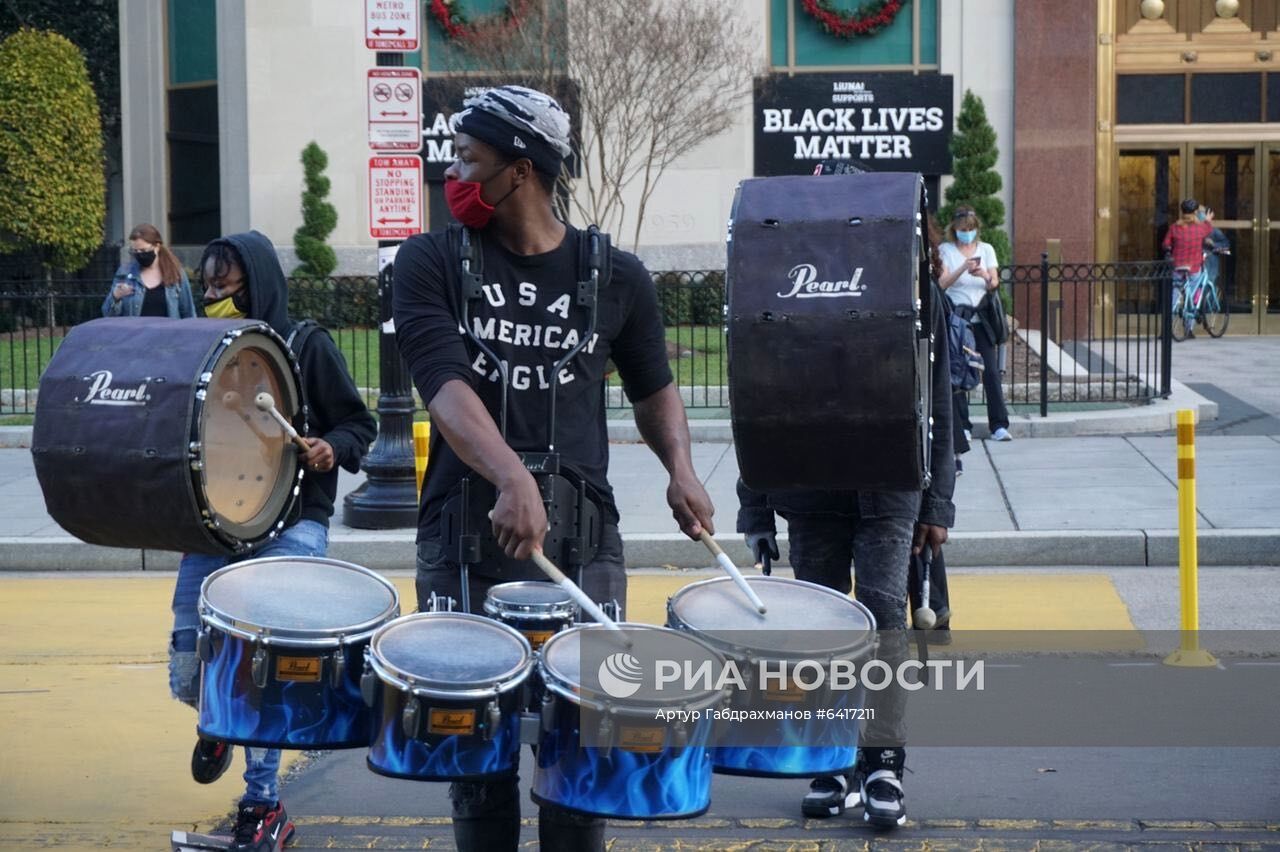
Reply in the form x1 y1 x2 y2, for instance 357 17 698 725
996 257 1172 417
0 261 1169 418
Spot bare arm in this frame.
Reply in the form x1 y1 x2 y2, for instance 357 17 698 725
632 382 715 538
427 379 546 559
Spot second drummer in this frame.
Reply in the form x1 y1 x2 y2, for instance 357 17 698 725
392 84 714 852
170 230 376 852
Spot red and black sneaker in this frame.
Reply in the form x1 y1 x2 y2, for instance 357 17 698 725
191 737 233 784
230 801 295 852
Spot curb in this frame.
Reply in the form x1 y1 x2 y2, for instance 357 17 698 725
1 381 1219 449
3 527 1277 572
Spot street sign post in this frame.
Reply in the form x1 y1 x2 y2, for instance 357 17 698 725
364 0 419 51
368 68 421 151
368 155 423 240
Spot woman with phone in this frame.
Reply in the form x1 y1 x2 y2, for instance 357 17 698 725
101 223 196 319
938 205 1011 442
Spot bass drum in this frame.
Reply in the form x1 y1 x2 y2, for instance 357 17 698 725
726 171 933 492
31 317 305 554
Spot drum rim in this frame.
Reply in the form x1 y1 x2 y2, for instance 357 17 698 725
483 581 578 618
198 556 400 648
538 623 728 713
368 611 534 700
666 576 878 660
190 321 306 552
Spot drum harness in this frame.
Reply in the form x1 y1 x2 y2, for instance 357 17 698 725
438 224 611 615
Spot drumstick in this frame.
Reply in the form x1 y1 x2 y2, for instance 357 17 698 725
913 549 937 629
254 391 310 451
529 549 629 643
699 530 767 614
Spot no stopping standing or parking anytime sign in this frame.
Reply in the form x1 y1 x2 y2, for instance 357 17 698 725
368 155 423 240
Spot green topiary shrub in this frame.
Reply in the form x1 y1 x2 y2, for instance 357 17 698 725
292 141 338 278
0 28 106 273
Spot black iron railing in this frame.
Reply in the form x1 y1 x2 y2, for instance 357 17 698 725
0 262 1171 418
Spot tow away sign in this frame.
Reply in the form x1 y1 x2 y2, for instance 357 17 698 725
368 155 423 240
364 0 418 51
368 69 421 151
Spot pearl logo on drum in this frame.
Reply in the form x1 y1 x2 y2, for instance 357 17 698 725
597 652 644 698
777 263 866 299
77 370 152 406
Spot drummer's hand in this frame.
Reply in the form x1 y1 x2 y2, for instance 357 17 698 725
668 470 714 539
492 471 547 560
300 437 335 473
913 523 948 559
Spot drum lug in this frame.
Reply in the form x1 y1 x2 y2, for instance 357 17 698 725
426 592 456 613
540 692 555 734
519 711 541 745
360 659 378 708
402 695 421 739
599 599 622 622
329 646 346 688
196 626 213 664
597 713 614 759
482 699 501 741
251 645 269 689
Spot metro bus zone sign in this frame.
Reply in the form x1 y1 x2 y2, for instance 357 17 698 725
368 155 423 240
364 0 418 51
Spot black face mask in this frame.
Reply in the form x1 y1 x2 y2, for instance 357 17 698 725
134 250 157 268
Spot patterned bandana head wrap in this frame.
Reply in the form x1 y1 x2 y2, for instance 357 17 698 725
450 85 571 178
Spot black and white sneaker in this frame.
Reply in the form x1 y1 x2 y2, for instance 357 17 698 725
852 747 907 828
800 774 857 818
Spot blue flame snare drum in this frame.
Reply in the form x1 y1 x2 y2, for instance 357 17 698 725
666 576 877 778
363 612 533 781
483 581 577 650
532 624 726 820
196 557 400 749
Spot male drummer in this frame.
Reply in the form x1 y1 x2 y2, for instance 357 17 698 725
392 84 714 851
737 173 956 829
170 230 376 852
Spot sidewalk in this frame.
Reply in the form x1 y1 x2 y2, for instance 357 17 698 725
3 339 1279 571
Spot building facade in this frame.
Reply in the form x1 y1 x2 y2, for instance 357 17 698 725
118 0 1015 273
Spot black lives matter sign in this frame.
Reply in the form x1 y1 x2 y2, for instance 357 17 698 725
754 73 954 177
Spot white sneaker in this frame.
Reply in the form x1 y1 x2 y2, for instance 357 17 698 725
991 427 1013 442
963 429 972 443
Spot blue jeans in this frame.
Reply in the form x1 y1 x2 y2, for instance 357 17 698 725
169 519 329 806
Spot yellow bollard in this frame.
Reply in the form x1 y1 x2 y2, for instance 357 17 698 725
413 421 431 499
1164 410 1218 667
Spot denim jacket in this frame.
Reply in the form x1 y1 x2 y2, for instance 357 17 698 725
101 261 196 319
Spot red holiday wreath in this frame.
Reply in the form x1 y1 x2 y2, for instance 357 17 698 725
800 0 906 40
429 0 532 41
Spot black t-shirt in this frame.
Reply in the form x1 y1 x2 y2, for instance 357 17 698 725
393 224 673 538
140 283 167 317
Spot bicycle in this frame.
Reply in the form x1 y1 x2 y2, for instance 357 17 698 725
1170 249 1230 341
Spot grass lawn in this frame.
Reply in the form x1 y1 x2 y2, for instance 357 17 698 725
0 324 728 397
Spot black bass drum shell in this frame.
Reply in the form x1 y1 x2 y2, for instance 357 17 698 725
30 317 305 554
726 172 932 492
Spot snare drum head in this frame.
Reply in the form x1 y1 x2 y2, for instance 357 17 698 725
201 557 398 640
199 329 301 539
484 581 575 614
372 613 532 691
668 577 874 656
540 624 725 706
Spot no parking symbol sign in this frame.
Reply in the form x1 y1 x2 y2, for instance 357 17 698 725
368 155 423 240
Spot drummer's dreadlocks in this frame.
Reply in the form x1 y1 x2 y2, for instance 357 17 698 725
198 240 252 313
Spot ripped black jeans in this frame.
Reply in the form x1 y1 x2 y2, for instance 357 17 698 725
780 500 914 749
